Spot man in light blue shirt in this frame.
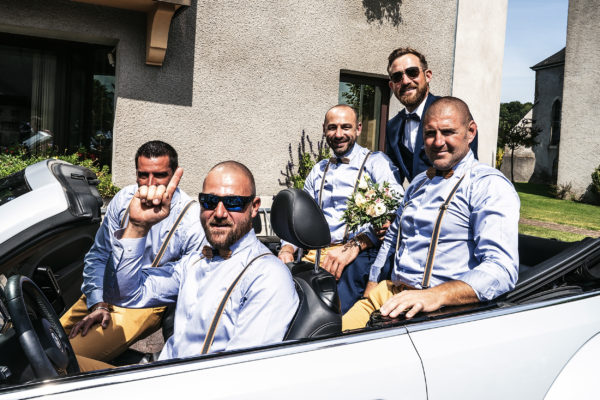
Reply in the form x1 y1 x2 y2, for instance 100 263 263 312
279 105 403 313
61 141 204 361
343 97 520 330
103 161 298 360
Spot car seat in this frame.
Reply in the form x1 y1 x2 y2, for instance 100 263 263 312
270 188 342 340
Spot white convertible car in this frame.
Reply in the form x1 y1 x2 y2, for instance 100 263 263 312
0 160 598 399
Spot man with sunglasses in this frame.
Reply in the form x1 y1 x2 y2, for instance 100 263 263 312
60 140 205 362
278 105 403 313
385 47 477 183
343 97 519 330
95 161 298 364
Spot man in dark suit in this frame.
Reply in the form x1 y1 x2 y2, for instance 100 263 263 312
385 47 478 183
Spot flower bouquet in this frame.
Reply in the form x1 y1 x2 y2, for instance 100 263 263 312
342 175 402 233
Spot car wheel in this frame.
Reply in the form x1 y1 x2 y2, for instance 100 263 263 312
5 275 80 379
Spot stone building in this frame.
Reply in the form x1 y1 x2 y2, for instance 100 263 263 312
0 0 508 198
530 48 565 183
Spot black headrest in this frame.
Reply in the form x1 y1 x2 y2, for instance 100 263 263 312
271 188 331 249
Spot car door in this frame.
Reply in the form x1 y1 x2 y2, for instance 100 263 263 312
408 292 600 400
1 327 426 400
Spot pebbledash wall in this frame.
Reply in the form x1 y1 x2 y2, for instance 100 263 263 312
558 0 600 198
0 0 507 198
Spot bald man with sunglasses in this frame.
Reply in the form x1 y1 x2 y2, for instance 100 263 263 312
60 140 205 362
385 47 477 183
100 161 298 362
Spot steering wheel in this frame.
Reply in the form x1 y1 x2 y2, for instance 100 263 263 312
4 275 80 379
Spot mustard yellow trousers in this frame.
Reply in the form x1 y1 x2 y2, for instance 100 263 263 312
60 295 165 362
342 280 406 331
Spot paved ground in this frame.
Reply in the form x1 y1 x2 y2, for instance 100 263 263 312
520 217 600 238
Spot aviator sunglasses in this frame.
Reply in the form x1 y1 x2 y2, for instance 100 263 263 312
198 193 254 212
390 66 422 83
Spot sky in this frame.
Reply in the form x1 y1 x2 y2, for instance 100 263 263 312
500 0 569 103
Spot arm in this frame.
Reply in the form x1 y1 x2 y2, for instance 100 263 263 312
104 167 186 307
225 257 299 351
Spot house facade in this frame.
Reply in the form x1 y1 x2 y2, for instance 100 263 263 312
0 0 508 198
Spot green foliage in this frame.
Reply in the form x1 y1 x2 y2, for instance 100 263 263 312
592 164 600 194
343 176 401 233
495 147 504 169
499 118 541 182
497 101 533 147
550 182 575 201
0 147 119 198
280 130 330 189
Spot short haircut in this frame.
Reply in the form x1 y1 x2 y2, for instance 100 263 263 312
208 161 256 196
387 47 429 74
324 104 359 126
135 140 178 172
424 96 474 126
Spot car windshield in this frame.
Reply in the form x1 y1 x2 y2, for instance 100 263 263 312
0 170 31 207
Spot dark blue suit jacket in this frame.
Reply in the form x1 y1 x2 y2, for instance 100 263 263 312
384 94 478 183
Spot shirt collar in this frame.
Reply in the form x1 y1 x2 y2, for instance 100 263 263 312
339 143 364 162
227 228 257 257
451 150 475 176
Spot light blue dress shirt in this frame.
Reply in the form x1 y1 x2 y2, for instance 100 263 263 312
82 184 204 308
284 143 403 250
370 151 520 301
104 229 299 360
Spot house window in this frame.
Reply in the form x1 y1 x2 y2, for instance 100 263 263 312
338 72 390 151
0 33 115 167
550 99 561 146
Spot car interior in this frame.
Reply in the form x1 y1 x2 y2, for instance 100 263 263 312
0 164 600 389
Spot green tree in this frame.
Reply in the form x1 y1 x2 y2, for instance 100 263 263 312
500 118 541 183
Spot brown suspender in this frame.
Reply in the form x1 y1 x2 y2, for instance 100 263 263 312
200 252 272 354
421 174 466 289
317 151 372 242
393 173 467 288
119 198 197 268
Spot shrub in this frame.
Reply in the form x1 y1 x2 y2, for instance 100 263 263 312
0 147 119 198
551 182 575 201
279 130 330 189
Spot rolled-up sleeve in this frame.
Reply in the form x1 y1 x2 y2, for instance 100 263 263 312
458 174 520 301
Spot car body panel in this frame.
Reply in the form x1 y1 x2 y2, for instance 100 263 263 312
544 331 600 400
1 329 426 399
0 161 67 246
410 292 600 399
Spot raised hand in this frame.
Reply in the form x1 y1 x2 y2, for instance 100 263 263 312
124 167 183 238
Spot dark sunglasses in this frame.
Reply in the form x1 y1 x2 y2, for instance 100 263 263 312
390 66 422 83
198 193 254 212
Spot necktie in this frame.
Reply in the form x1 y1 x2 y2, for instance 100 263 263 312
426 167 454 179
202 245 232 260
329 156 350 164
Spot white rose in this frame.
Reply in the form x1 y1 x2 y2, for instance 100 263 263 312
358 176 368 190
374 203 387 216
366 204 377 217
355 192 367 206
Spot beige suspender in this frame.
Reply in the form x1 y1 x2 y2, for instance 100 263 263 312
317 151 372 242
119 198 197 268
200 252 271 354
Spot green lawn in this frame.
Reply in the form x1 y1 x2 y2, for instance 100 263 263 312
515 182 600 231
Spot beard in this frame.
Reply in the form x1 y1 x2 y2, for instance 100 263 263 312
397 82 428 110
201 209 253 251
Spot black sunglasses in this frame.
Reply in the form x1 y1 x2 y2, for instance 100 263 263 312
198 193 254 212
390 66 422 83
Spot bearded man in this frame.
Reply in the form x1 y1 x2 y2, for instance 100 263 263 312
385 47 478 183
99 161 298 361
